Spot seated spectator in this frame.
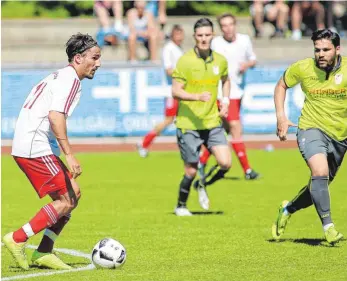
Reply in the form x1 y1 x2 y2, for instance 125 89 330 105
94 0 124 47
250 0 289 38
326 1 347 36
124 0 158 62
146 0 167 30
290 1 325 40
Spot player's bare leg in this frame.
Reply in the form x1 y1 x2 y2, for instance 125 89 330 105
195 145 231 210
198 119 230 179
31 178 81 269
3 180 78 270
138 116 174 157
229 120 260 180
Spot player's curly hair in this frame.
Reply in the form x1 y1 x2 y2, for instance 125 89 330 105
66 33 99 63
311 29 340 48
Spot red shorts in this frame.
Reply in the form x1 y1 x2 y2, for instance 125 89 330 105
218 98 241 122
164 97 179 117
14 155 72 198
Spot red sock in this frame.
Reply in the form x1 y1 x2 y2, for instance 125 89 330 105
231 141 251 173
142 131 157 149
199 147 211 165
13 203 59 243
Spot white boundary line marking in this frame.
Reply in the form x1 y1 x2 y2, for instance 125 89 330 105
2 244 95 281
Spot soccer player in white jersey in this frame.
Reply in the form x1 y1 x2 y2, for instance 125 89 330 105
137 25 184 157
3 33 101 270
198 13 260 180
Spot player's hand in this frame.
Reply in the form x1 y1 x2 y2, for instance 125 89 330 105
66 154 82 179
238 62 248 74
198 92 211 102
219 102 229 118
276 116 297 141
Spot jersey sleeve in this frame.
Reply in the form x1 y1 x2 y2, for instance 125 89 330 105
49 74 81 115
283 61 303 88
172 56 187 85
162 45 173 70
245 35 257 61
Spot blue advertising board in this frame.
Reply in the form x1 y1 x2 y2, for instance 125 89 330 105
1 66 304 139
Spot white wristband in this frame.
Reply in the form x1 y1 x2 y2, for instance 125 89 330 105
222 97 230 105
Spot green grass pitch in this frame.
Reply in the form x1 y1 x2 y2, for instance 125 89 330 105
2 149 347 281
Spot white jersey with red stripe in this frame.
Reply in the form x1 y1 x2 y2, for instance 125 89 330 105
162 40 184 85
212 34 256 99
11 65 81 158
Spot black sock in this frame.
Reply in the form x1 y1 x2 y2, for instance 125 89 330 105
286 185 313 214
37 214 71 253
204 167 228 186
177 175 194 207
310 176 332 225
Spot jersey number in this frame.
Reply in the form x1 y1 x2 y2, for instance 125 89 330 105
23 82 47 109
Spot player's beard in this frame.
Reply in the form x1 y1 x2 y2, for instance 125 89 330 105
315 54 337 72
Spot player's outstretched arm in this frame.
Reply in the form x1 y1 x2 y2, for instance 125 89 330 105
274 77 297 141
172 79 210 102
48 111 82 178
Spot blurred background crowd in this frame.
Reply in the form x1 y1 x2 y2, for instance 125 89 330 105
2 0 347 64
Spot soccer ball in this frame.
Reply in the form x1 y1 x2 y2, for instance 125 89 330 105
91 238 126 269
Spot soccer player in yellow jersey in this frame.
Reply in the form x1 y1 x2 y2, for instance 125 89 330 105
272 29 347 245
172 18 231 216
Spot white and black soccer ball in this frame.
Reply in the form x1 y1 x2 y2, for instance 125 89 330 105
91 238 126 269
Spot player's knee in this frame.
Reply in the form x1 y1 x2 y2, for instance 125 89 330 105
218 160 231 171
185 166 197 178
311 169 329 177
166 116 174 124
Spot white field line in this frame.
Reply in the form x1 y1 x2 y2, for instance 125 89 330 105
2 244 95 281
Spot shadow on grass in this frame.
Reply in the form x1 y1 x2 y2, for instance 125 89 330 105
68 262 91 267
267 238 343 247
28 261 90 270
8 265 31 272
170 211 224 216
224 176 242 181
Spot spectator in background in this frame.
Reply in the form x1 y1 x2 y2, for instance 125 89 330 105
326 1 347 36
291 1 325 40
94 0 124 47
125 0 158 62
146 0 167 30
250 0 289 38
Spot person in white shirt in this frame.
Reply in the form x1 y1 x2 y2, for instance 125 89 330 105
137 24 184 157
3 33 101 271
198 13 260 180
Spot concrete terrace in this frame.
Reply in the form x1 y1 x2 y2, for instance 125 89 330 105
2 16 346 66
